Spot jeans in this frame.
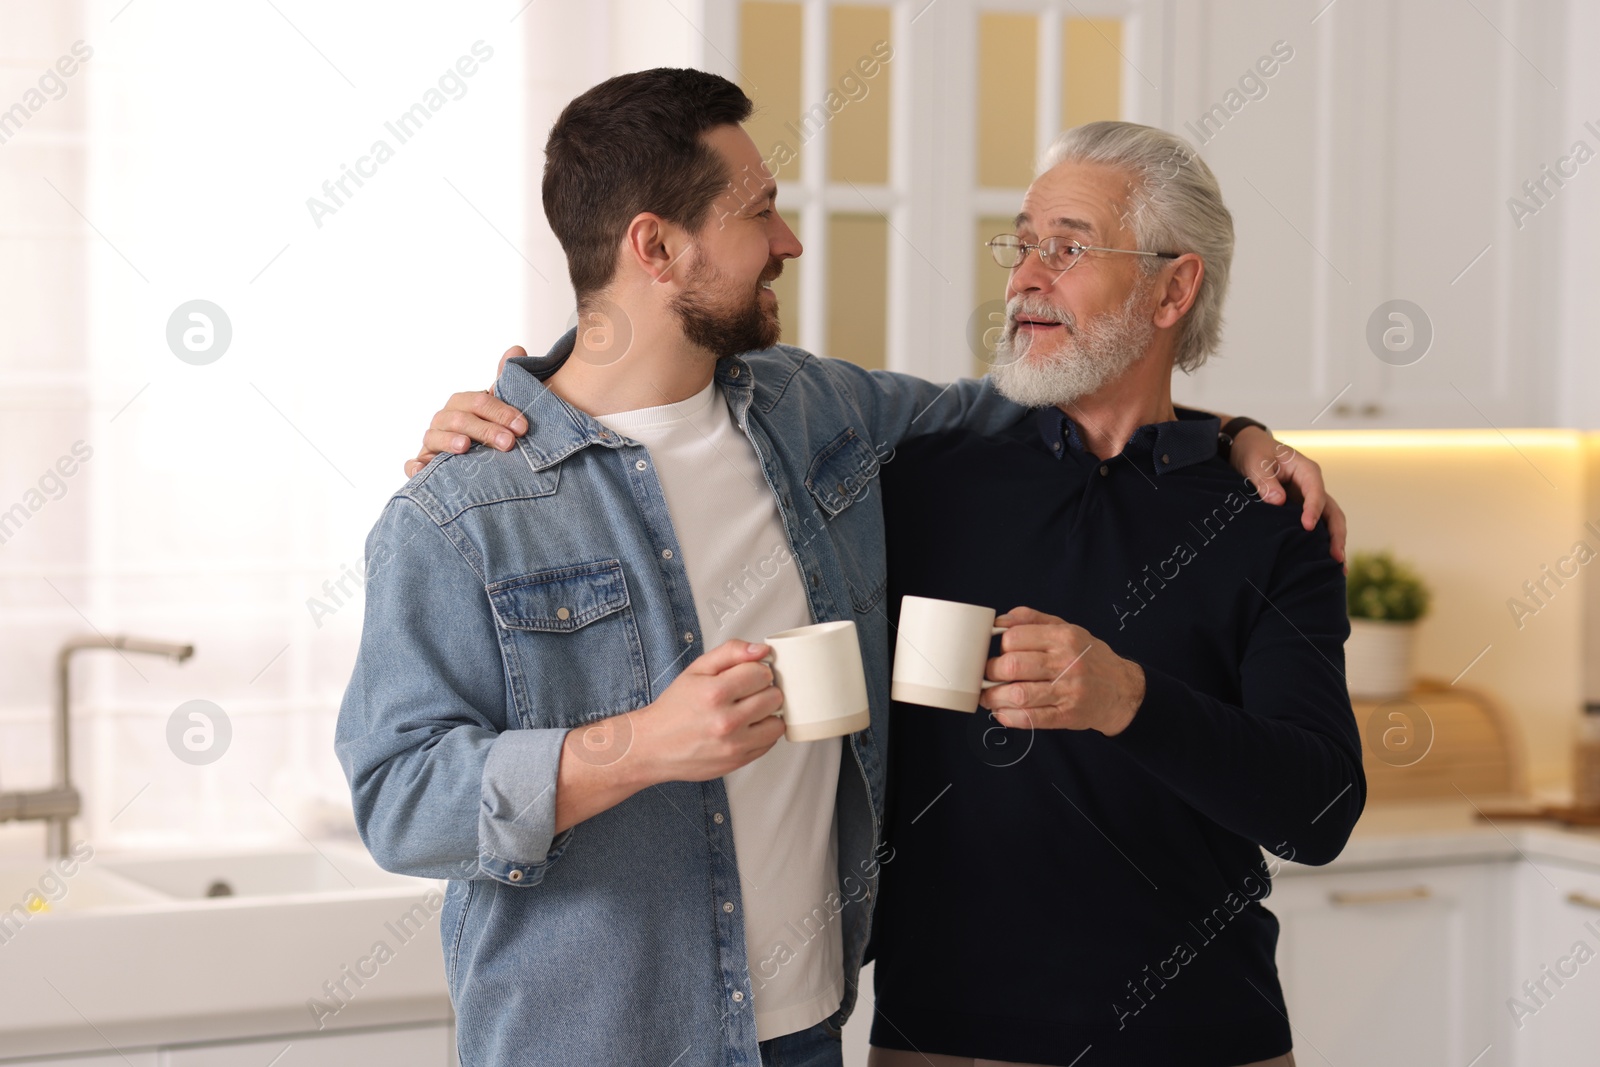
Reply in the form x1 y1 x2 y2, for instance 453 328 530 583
761 1019 845 1067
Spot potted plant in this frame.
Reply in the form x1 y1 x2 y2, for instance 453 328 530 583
1345 550 1431 699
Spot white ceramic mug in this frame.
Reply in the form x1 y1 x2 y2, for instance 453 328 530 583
891 596 1004 713
763 620 872 742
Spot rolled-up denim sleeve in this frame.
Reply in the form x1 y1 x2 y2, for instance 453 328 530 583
335 495 573 886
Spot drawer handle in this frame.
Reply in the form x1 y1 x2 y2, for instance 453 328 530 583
1329 886 1432 906
1567 891 1600 911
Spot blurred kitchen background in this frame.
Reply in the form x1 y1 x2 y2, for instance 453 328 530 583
3 0 1600 1064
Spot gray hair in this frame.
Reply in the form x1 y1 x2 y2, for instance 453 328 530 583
1038 121 1233 373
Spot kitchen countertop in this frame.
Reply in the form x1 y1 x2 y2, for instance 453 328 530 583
1278 798 1600 874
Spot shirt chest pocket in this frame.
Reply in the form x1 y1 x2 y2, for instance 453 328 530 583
804 427 888 614
486 559 649 728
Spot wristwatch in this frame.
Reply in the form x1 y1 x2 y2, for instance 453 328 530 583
1217 416 1269 459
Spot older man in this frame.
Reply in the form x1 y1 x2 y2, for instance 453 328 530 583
865 122 1361 1067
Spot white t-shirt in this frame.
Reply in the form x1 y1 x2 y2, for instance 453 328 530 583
593 380 845 1041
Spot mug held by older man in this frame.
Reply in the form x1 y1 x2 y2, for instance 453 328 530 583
890 596 1005 712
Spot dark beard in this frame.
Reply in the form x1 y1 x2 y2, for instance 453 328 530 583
671 256 782 359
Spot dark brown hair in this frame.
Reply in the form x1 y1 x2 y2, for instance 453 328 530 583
542 68 753 306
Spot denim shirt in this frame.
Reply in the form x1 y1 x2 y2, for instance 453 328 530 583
336 330 1023 1067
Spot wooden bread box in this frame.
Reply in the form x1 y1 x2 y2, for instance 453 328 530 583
1352 678 1526 802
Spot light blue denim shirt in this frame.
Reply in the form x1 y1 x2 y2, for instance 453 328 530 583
336 330 1022 1066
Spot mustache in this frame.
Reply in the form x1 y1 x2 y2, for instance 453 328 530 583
1005 294 1076 335
759 258 785 286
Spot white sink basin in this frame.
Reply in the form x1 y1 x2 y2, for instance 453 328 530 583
0 861 171 914
0 845 451 1060
100 846 419 899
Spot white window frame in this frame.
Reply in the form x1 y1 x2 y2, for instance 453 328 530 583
689 0 1162 380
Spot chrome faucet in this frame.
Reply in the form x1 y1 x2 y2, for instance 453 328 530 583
0 635 194 858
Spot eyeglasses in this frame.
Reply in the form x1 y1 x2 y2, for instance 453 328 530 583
986 234 1180 273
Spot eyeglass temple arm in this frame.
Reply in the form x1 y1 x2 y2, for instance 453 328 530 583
1084 245 1181 260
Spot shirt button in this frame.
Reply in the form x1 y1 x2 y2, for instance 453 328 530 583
683 631 694 644
723 901 734 913
731 991 745 1003
661 549 673 560
508 869 523 882
598 430 610 438
555 607 571 621
713 812 725 824
1161 454 1171 464
810 573 820 586
730 366 741 378
635 459 648 471
1099 465 1109 476
1053 442 1062 453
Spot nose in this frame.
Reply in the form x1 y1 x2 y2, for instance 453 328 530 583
772 209 803 260
1007 247 1056 300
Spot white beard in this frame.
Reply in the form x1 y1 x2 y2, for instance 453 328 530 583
990 286 1156 409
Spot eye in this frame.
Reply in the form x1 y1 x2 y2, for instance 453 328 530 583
756 210 773 219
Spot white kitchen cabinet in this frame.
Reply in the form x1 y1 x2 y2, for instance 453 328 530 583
1505 861 1600 1067
0 1025 450 1067
1270 859 1512 1066
159 1024 450 1067
0 1055 159 1067
1158 0 1566 430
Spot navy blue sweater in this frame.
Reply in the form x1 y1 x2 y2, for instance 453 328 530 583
867 407 1363 1067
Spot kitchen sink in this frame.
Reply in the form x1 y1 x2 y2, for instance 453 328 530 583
0 861 169 914
99 845 419 900
0 843 450 1060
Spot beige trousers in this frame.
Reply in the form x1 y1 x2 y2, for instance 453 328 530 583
867 1048 1296 1067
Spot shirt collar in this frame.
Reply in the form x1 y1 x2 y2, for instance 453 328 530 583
1033 405 1221 474
495 328 757 472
